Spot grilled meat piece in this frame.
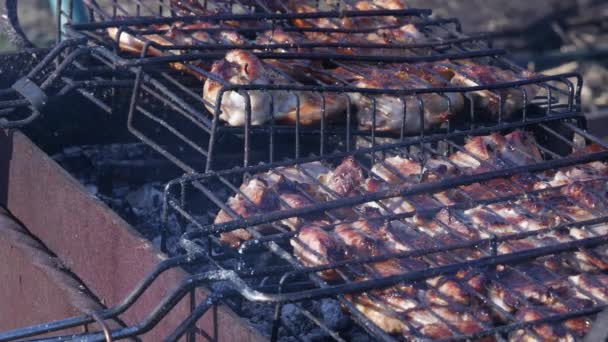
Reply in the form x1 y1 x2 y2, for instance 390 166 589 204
319 157 365 198
203 50 346 126
451 130 542 169
215 178 280 247
467 198 558 236
291 222 345 279
404 305 492 340
335 220 491 338
344 67 463 133
509 307 577 342
488 265 565 314
108 20 245 80
203 49 281 125
260 161 331 204
370 155 423 183
255 29 317 77
428 60 539 119
569 273 608 302
261 162 331 188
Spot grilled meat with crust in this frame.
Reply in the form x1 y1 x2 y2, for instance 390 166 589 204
216 178 280 247
428 60 539 119
291 222 345 279
342 67 464 133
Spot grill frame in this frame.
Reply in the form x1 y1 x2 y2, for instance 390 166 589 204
34 0 579 173
160 117 608 341
1 1 607 341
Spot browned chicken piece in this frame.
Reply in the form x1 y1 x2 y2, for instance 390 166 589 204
362 178 417 214
488 264 567 314
370 155 422 183
332 220 428 334
108 19 246 80
345 212 486 308
508 307 577 342
215 178 280 247
170 0 207 15
465 206 522 236
203 50 347 126
254 29 320 81
431 208 482 240
346 292 413 334
428 60 540 119
425 271 487 306
451 130 542 169
291 222 345 280
319 157 365 198
336 220 490 339
343 67 464 134
271 177 317 230
365 155 462 213
288 0 419 44
403 305 493 340
259 161 331 197
539 189 596 222
542 230 608 273
467 194 560 236
569 273 608 303
485 243 597 341
203 49 280 126
537 162 608 190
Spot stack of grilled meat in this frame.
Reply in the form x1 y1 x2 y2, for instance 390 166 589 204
108 0 539 134
214 129 608 340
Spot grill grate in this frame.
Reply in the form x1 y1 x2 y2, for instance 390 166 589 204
1 1 607 341
162 118 608 341
5 116 608 341
27 0 576 173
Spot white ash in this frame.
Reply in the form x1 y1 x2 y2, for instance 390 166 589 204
320 299 349 331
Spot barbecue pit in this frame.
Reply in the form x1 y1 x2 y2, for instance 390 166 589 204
1 0 608 341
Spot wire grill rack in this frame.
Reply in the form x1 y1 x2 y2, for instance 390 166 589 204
9 0 573 173
5 113 607 341
158 116 608 341
1 1 607 341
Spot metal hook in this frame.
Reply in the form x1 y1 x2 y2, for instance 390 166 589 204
91 311 113 342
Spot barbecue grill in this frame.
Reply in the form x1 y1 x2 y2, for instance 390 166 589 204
1 0 608 341
1 0 579 171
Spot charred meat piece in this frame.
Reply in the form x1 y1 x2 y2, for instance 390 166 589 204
569 273 608 303
259 161 331 200
291 222 345 280
450 130 542 169
203 50 346 126
335 220 489 338
255 29 317 76
488 265 563 314
319 157 365 198
288 1 418 45
343 67 463 134
108 20 245 80
215 178 280 248
428 60 540 119
403 305 492 340
508 307 577 342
